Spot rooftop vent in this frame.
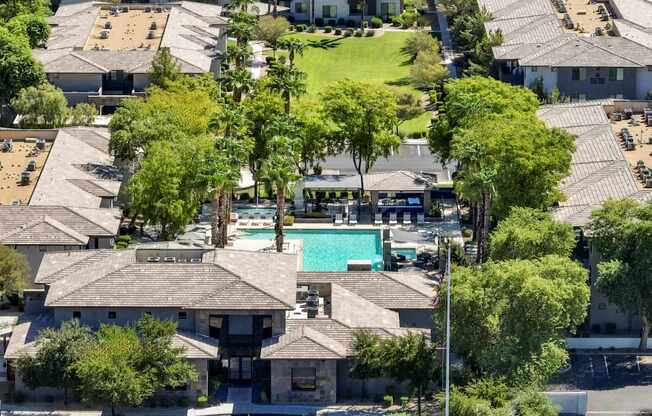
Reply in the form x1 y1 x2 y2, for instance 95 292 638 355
163 256 176 263
146 256 161 262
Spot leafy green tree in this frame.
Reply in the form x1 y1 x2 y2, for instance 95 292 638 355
0 27 45 122
222 67 254 104
148 47 181 88
450 112 573 261
321 80 400 213
267 62 306 114
489 207 576 261
590 198 652 350
410 50 448 90
351 330 384 399
75 325 152 416
436 255 589 386
464 31 502 77
6 13 50 47
254 15 289 57
392 90 425 135
510 390 559 416
69 103 97 126
260 135 298 252
463 377 510 408
0 245 30 300
0 0 50 20
17 320 94 405
277 37 305 67
382 332 437 416
402 31 440 62
292 100 331 175
11 83 68 128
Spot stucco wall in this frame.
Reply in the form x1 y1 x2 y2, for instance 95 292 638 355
556 67 637 100
47 73 102 93
635 68 652 99
270 359 337 403
397 309 433 331
132 73 150 92
13 245 84 279
53 307 196 331
523 67 558 95
196 309 286 337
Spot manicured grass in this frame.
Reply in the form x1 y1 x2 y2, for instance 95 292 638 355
274 32 430 136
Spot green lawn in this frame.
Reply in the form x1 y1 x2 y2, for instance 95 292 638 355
274 32 430 136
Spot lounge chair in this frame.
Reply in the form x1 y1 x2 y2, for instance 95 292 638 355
334 213 343 225
389 212 398 225
262 215 274 227
374 213 383 225
239 217 250 227
417 213 425 225
250 214 260 226
403 212 411 225
348 213 357 225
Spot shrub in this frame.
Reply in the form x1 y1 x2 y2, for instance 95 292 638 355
365 29 374 36
335 28 342 35
307 25 316 33
383 395 394 407
400 396 410 408
196 395 209 408
354 29 364 37
284 215 295 226
324 25 332 33
605 322 617 334
239 192 250 200
177 396 190 407
295 24 305 32
315 17 324 26
327 19 337 26
344 28 353 37
303 211 329 218
361 20 369 28
13 391 25 403
371 16 383 28
462 228 472 238
288 24 295 31
391 15 402 26
337 18 346 26
346 19 356 27
117 235 132 243
116 241 129 249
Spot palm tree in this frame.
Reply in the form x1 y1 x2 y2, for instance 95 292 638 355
260 135 298 252
224 44 253 69
222 68 255 103
277 38 305 67
268 64 306 114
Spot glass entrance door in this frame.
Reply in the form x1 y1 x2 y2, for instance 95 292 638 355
228 356 253 384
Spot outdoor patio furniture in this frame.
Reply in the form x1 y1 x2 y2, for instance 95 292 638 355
403 212 411 225
374 213 383 225
262 216 274 226
334 213 343 225
417 213 425 225
250 214 260 226
389 212 398 225
349 212 357 225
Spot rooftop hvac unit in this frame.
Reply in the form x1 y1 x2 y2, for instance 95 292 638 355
145 6 152 12
163 256 176 263
189 258 202 263
150 22 157 30
105 21 112 29
26 160 36 171
100 30 109 39
147 30 155 39
20 171 31 185
146 256 161 262
36 138 45 150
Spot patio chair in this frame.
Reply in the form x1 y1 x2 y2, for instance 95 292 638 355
389 212 398 225
417 213 425 225
348 212 357 225
374 213 383 226
250 214 260 226
403 212 411 225
334 213 343 225
262 215 274 227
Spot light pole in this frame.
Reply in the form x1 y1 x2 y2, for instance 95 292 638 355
444 239 451 416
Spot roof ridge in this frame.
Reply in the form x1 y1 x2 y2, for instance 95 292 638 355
63 206 115 235
379 272 434 299
263 325 347 358
583 38 647 66
40 216 89 244
68 51 109 72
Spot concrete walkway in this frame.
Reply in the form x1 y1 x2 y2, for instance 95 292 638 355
432 1 457 78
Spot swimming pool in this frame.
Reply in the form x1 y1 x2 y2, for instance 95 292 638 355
392 248 417 260
241 229 383 272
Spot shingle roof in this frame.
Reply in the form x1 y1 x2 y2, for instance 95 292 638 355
297 271 435 309
39 249 297 310
0 206 117 246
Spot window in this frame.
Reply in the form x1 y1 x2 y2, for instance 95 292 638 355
178 311 188 320
608 68 617 81
617 68 624 81
578 93 586 101
72 311 81 320
380 2 398 16
295 1 307 13
108 311 116 320
291 368 317 391
229 315 253 335
322 5 336 18
571 67 585 81
531 66 538 73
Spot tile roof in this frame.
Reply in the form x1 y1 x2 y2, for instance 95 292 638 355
302 171 432 192
38 1 226 74
297 271 435 309
38 249 297 310
610 0 652 31
260 325 348 359
0 206 117 246
5 314 218 359
330 284 400 328
537 102 652 225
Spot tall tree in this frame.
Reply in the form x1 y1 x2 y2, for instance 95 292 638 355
277 37 305 67
392 90 425 135
260 135 298 252
148 47 181 88
0 0 51 20
254 15 289 57
11 83 69 128
69 103 98 127
402 31 440 62
382 332 437 416
410 50 448 90
436 255 589 386
321 80 400 214
17 320 94 405
0 245 30 301
590 198 652 350
293 100 331 175
350 330 384 399
267 62 306 114
6 13 50 48
489 207 576 261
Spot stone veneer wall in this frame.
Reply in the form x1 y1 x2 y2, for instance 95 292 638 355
270 359 337 403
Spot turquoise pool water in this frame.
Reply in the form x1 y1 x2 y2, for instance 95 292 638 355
241 229 383 272
392 248 417 260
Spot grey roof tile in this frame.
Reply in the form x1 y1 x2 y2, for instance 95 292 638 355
260 326 348 359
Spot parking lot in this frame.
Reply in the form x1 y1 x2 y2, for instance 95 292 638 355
551 353 652 414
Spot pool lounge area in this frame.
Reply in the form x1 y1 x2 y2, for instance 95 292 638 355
240 228 384 272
